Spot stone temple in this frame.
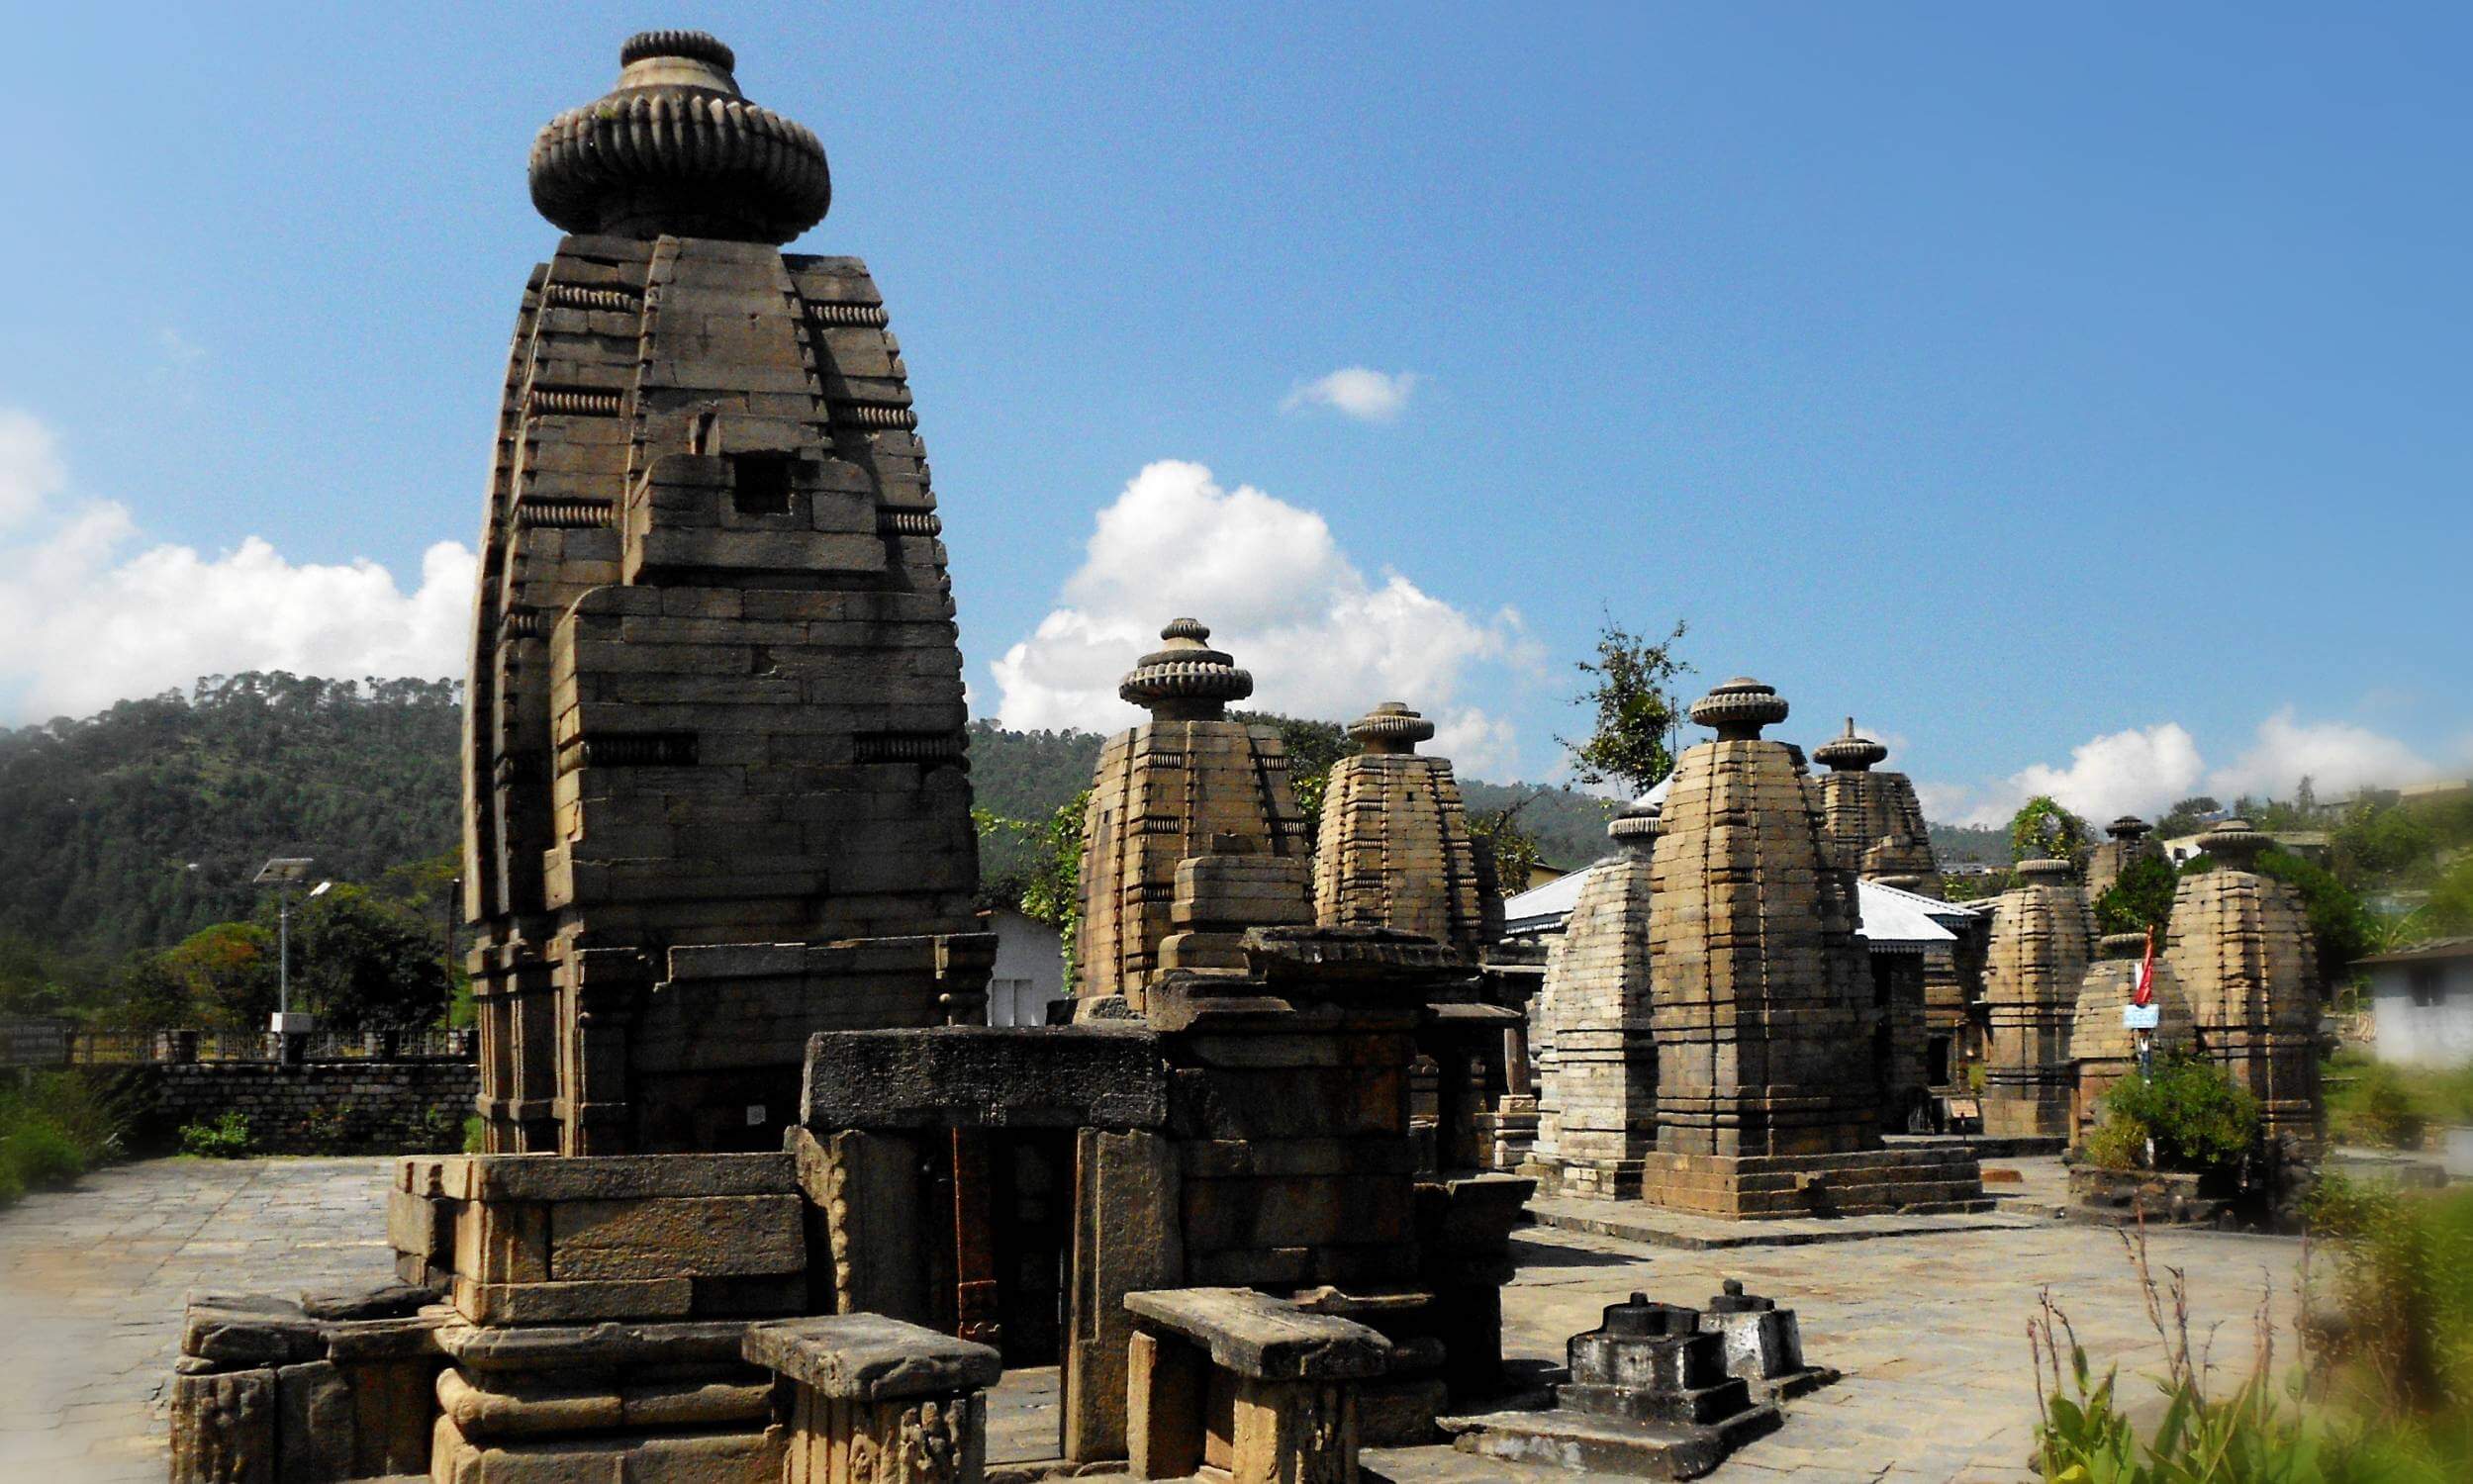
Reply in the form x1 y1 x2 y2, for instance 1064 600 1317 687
1527 803 1663 1198
2163 818 2323 1149
2069 929 2196 1142
1812 718 1941 894
1636 679 1986 1217
1313 701 1495 960
460 30 992 1156
1980 858 2093 1139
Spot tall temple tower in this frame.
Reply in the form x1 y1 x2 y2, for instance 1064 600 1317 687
1638 678 1986 1217
1527 803 1662 1199
1812 718 1943 895
1312 701 1492 959
2084 814 2166 901
461 32 992 1156
2163 819 2323 1149
1075 620 1310 1011
1980 858 2094 1137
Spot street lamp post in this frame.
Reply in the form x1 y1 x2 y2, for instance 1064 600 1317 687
253 858 328 1061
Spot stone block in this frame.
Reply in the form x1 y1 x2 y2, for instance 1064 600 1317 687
547 1195 805 1280
801 1024 1166 1131
743 1313 1001 1400
1125 1288 1391 1381
466 1152 796 1201
169 1366 276 1484
274 1360 355 1482
451 1275 694 1325
182 1293 324 1367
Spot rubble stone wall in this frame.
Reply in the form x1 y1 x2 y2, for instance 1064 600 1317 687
127 1061 477 1155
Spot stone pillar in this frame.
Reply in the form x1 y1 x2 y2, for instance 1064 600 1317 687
1982 858 2093 1138
746 1315 1000 1484
1124 1288 1391 1484
1065 1129 1185 1463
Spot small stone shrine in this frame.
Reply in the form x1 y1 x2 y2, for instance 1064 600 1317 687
1638 678 1986 1216
1444 1290 1782 1478
1313 701 1492 960
2085 814 2167 901
2164 819 2324 1149
1813 718 1943 894
459 30 992 1157
1527 802 1662 1199
2069 930 2195 1143
1077 619 1311 1013
1981 858 2094 1138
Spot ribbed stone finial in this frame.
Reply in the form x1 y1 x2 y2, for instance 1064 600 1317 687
2200 818 2270 869
1688 676 1789 741
529 32 832 243
2107 815 2151 840
1119 618 1254 719
2097 931 2149 960
1607 799 1662 856
2017 857 2078 883
1813 716 1890 772
1348 700 1436 754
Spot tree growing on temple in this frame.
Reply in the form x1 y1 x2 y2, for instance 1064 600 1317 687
2093 855 2177 938
2007 794 2091 864
1560 617 1692 796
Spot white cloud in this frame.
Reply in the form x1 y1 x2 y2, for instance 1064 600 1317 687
1280 367 1420 423
1953 722 2205 827
2205 707 2435 802
1942 709 2443 828
0 409 474 720
989 459 1540 771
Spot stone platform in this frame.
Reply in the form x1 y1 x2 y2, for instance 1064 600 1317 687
1631 1145 1994 1221
2 1156 2306 1483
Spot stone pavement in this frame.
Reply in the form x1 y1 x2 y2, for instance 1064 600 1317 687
0 1158 2304 1483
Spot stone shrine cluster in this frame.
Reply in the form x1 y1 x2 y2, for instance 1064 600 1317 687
160 29 2330 1484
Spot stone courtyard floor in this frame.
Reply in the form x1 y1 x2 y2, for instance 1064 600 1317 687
0 1157 2305 1483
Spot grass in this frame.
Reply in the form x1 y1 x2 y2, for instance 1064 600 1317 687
0 1070 130 1206
2323 1049 2473 1149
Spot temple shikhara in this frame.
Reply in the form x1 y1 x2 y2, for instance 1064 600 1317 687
155 28 2330 1484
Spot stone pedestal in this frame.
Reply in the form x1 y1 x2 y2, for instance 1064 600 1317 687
745 1314 1001 1484
1444 1292 1780 1479
171 1287 446 1484
1125 1286 1391 1484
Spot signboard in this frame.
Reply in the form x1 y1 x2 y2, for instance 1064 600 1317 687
2121 1003 2161 1030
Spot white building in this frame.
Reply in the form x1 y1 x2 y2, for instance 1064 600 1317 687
2357 938 2473 1068
982 907 1069 1027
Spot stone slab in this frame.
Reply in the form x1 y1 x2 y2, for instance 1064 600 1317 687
1124 1287 1392 1381
743 1313 1001 1400
802 1023 1166 1131
1525 1198 2044 1251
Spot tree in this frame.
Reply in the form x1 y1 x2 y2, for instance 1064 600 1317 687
2092 856 2177 938
975 790 1089 985
1560 618 1692 796
1233 711 1356 841
2007 795 2091 864
1471 795 1548 891
291 884 448 1034
2153 795 2223 839
156 921 277 1028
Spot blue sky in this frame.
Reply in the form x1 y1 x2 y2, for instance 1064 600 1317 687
0 2 2463 822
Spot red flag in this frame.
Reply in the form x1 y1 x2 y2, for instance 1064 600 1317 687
2133 927 2155 1008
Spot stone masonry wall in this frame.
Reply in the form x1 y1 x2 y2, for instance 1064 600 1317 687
128 1062 478 1156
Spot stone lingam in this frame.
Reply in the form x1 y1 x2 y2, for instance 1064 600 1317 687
1442 1289 1786 1478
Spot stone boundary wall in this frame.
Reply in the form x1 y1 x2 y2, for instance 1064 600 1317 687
104 1061 477 1156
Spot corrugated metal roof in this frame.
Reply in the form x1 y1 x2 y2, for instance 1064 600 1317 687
1501 863 1957 949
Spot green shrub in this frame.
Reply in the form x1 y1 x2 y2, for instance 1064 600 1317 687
3 1119 86 1189
0 1159 22 1206
2343 1063 2425 1149
461 1115 486 1155
2080 1115 2146 1172
2102 1053 2260 1172
179 1110 254 1159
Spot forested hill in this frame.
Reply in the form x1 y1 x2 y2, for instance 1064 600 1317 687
0 680 1633 961
0 674 463 956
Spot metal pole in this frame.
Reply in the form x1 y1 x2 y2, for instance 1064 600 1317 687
278 885 291 1017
